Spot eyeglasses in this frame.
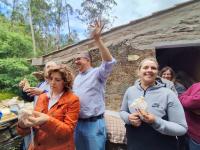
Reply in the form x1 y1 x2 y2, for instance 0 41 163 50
75 57 82 61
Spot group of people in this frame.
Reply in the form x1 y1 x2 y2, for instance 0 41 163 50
120 61 200 150
16 20 199 150
17 20 116 150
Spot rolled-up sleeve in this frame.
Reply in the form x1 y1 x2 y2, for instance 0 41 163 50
97 58 116 82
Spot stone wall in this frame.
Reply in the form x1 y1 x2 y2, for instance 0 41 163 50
33 1 200 111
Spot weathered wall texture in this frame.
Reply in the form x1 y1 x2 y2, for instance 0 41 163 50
33 1 200 111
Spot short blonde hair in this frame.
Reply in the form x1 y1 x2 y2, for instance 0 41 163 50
47 64 74 92
138 57 159 70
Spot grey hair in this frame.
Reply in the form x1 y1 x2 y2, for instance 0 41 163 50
45 61 57 69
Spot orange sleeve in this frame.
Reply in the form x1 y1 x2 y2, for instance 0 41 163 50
39 95 80 139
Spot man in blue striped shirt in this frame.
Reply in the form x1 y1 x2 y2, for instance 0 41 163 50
73 21 116 150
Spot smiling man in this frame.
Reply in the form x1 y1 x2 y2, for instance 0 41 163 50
73 21 116 150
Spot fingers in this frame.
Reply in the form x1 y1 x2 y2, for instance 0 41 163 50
129 113 142 127
137 109 155 124
25 87 41 96
136 109 148 117
95 20 99 27
23 119 34 127
28 116 38 124
32 111 42 117
89 24 95 28
100 22 105 33
136 108 148 120
89 19 104 30
130 118 141 127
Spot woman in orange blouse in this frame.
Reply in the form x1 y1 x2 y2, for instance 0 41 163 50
17 64 80 150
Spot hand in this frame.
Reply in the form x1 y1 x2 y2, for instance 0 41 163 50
18 119 34 128
137 109 156 124
25 87 44 96
128 112 142 127
89 19 105 41
19 78 30 90
19 80 25 89
28 111 49 126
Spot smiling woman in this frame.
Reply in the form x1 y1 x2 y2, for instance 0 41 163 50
120 57 187 150
138 57 159 90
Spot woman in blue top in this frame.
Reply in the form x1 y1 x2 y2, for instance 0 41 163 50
120 57 187 150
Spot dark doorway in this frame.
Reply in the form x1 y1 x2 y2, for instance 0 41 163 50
156 46 200 88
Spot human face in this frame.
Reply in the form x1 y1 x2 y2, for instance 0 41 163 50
161 70 172 81
74 57 90 72
138 60 158 86
49 72 65 93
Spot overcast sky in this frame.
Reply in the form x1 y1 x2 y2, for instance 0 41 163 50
66 0 190 40
0 0 191 40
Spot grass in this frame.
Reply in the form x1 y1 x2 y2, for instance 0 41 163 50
0 91 17 101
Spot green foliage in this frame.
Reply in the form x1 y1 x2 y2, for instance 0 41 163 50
0 16 33 58
0 91 16 101
0 15 37 94
0 1 82 54
77 0 117 26
0 13 28 35
0 58 37 93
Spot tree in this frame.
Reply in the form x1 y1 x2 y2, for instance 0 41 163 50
60 30 80 47
0 15 33 58
28 0 36 56
0 0 79 55
0 15 36 94
26 0 54 55
76 0 117 28
66 2 73 40
49 0 74 50
0 58 36 93
0 0 25 25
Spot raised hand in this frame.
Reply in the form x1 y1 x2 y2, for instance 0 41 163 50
89 19 105 41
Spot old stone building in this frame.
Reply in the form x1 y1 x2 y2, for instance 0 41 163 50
32 0 200 111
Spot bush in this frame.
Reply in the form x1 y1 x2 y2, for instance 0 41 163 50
0 58 38 93
0 15 38 95
0 91 16 101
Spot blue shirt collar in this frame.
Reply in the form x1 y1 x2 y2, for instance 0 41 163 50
80 67 93 75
